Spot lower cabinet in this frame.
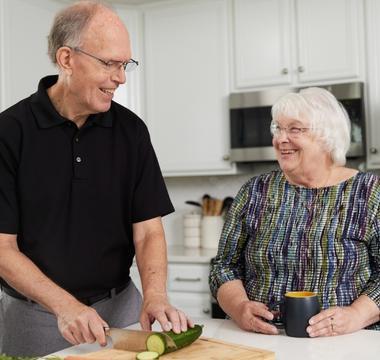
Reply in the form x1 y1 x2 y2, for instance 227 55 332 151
130 262 212 319
167 263 211 319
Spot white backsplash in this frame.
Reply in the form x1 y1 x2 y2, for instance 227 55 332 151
162 163 278 246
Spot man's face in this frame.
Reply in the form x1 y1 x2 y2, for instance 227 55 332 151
68 9 131 115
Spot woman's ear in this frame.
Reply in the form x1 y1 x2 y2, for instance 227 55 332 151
55 47 73 75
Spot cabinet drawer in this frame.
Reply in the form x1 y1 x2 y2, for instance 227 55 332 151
168 264 210 292
168 291 211 319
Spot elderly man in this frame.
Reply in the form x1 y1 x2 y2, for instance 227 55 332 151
0 1 191 356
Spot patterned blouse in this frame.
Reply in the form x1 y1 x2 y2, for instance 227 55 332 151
209 170 380 330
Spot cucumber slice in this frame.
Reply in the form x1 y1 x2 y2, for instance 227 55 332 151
146 334 167 355
135 351 160 360
146 324 203 355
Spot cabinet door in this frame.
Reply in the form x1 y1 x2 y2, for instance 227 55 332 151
295 0 363 83
144 0 233 176
168 263 210 293
112 6 143 118
364 0 380 168
233 0 292 89
168 292 211 319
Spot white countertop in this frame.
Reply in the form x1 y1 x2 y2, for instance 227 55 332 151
48 318 380 359
167 245 217 263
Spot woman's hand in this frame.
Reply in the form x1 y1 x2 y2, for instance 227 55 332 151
231 300 279 335
307 295 380 337
307 305 363 337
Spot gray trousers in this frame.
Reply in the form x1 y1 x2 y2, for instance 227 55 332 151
0 281 142 357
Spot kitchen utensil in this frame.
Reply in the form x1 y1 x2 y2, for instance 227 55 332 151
221 196 234 215
64 337 275 359
214 199 223 216
202 194 210 216
185 200 202 207
105 328 177 352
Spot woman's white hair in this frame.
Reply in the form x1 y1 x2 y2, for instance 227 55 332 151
271 87 351 166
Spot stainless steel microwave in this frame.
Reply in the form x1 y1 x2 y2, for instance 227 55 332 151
229 82 365 162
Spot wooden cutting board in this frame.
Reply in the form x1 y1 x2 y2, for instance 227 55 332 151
65 337 275 360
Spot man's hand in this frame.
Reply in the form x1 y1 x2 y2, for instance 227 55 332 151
56 300 109 346
140 293 194 334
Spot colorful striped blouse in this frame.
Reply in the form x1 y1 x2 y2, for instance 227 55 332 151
209 170 380 330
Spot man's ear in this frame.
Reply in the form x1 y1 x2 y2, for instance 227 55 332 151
55 47 73 75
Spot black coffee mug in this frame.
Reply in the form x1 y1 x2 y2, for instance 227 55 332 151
270 291 320 338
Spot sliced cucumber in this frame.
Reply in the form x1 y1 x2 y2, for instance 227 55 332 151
135 351 160 360
146 324 203 355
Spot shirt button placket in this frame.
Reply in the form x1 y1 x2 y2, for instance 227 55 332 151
73 133 85 178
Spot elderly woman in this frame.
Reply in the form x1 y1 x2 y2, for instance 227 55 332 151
209 87 380 337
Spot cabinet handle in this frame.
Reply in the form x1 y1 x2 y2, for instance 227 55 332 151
203 308 210 314
222 154 230 161
370 147 378 154
174 277 201 282
298 66 305 73
281 68 288 75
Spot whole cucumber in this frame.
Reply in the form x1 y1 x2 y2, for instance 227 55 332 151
146 324 203 355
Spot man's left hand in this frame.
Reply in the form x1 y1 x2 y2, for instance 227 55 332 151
140 293 194 333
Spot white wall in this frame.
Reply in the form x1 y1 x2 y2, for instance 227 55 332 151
0 0 63 111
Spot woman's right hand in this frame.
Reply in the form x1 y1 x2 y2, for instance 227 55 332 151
231 300 279 334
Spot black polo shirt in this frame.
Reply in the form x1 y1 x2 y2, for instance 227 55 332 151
0 75 174 298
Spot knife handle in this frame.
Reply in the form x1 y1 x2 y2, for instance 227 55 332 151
103 326 110 336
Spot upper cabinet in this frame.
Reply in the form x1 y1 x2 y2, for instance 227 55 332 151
233 0 292 88
364 0 380 168
112 5 144 118
143 0 235 176
232 0 365 90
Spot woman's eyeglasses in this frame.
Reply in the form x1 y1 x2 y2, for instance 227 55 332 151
270 122 310 138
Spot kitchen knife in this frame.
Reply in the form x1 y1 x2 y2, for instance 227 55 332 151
105 328 177 352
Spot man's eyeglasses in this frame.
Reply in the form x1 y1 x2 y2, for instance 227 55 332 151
270 121 310 138
68 46 139 73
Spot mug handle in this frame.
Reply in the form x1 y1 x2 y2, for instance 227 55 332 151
268 300 285 329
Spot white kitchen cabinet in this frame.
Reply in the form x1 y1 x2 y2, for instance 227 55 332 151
112 5 144 118
167 263 211 318
364 0 380 169
233 0 292 88
143 0 235 176
130 261 212 319
233 0 364 90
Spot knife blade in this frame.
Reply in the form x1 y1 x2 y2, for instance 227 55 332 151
105 327 177 352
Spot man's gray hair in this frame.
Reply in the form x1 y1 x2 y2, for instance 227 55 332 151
47 1 113 64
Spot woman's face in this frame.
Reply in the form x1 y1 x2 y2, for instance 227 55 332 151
272 116 329 177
